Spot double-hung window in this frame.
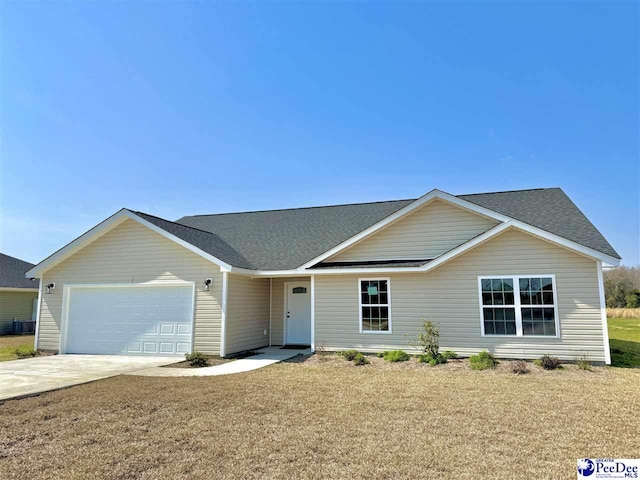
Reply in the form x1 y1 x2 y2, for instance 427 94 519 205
479 275 558 337
359 279 391 333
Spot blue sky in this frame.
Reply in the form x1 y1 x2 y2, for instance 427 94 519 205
1 1 638 265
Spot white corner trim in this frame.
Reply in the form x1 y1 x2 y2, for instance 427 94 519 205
33 275 44 350
310 275 315 351
220 271 229 357
297 189 511 269
597 261 612 365
25 209 233 279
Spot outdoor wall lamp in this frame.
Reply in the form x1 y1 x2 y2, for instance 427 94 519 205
204 278 212 291
46 282 56 294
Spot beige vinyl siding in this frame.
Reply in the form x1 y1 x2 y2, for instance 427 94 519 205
328 199 498 262
225 275 270 354
0 291 38 335
315 229 606 362
270 277 311 345
38 219 224 354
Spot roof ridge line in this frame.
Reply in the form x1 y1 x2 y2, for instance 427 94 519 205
131 210 230 237
180 198 417 218
457 187 560 197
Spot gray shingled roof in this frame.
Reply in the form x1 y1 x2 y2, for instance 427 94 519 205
131 211 255 269
0 253 40 289
175 200 414 270
136 188 617 271
458 188 620 260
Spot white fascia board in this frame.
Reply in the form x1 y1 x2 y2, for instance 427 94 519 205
128 211 233 271
0 287 39 292
507 220 621 266
25 209 233 278
296 189 510 269
238 219 619 276
25 209 131 278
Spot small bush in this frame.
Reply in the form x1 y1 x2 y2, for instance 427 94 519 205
15 345 37 359
536 355 562 370
441 350 458 360
469 351 497 370
338 350 359 361
382 350 410 362
185 351 208 367
376 352 384 358
418 353 447 365
576 355 592 371
353 353 370 366
511 360 529 375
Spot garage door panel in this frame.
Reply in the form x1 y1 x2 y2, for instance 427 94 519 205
65 285 193 356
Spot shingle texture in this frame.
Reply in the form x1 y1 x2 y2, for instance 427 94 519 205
0 253 39 289
134 188 618 271
458 188 620 260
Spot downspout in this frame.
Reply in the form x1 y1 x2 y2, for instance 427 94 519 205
310 275 315 352
269 278 273 347
34 275 44 350
220 271 229 357
597 261 612 365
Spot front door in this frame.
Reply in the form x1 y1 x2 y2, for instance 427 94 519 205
285 282 311 345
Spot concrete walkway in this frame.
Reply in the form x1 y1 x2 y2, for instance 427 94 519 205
128 347 310 377
0 355 178 402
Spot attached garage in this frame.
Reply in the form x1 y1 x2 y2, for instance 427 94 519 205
62 284 195 356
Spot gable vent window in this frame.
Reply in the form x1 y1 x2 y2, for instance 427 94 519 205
359 279 391 333
478 275 558 337
292 287 307 294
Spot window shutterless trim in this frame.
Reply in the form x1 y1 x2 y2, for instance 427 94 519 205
358 277 392 334
477 274 560 338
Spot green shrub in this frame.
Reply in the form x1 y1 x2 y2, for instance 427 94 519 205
382 350 410 362
418 353 447 365
376 352 384 358
469 351 497 370
353 353 370 366
15 345 37 359
511 360 529 374
408 319 440 358
338 350 359 361
185 351 208 367
576 358 592 371
441 350 458 360
536 355 562 370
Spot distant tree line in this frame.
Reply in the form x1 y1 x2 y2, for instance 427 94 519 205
604 266 640 308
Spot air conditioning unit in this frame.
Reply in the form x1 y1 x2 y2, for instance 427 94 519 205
13 319 36 335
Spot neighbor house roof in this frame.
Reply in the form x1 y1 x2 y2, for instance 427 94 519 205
1 253 40 289
173 187 619 270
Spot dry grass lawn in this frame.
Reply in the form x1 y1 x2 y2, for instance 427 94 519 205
1 355 639 480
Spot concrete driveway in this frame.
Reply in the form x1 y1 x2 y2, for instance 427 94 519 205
0 355 179 402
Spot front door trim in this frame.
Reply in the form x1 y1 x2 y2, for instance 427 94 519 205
284 281 312 346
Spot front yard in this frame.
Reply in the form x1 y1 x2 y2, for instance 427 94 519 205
0 335 35 362
1 354 639 479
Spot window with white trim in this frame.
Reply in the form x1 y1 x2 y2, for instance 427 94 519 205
359 279 390 333
479 275 558 337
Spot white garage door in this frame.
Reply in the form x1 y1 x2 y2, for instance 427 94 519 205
64 284 194 356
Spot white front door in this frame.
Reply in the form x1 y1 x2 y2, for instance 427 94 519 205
285 282 311 345
64 284 194 356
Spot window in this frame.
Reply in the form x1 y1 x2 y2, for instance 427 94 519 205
292 287 307 294
359 279 391 333
478 275 558 337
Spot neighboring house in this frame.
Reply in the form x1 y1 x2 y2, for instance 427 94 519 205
1 253 40 335
25 188 620 363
